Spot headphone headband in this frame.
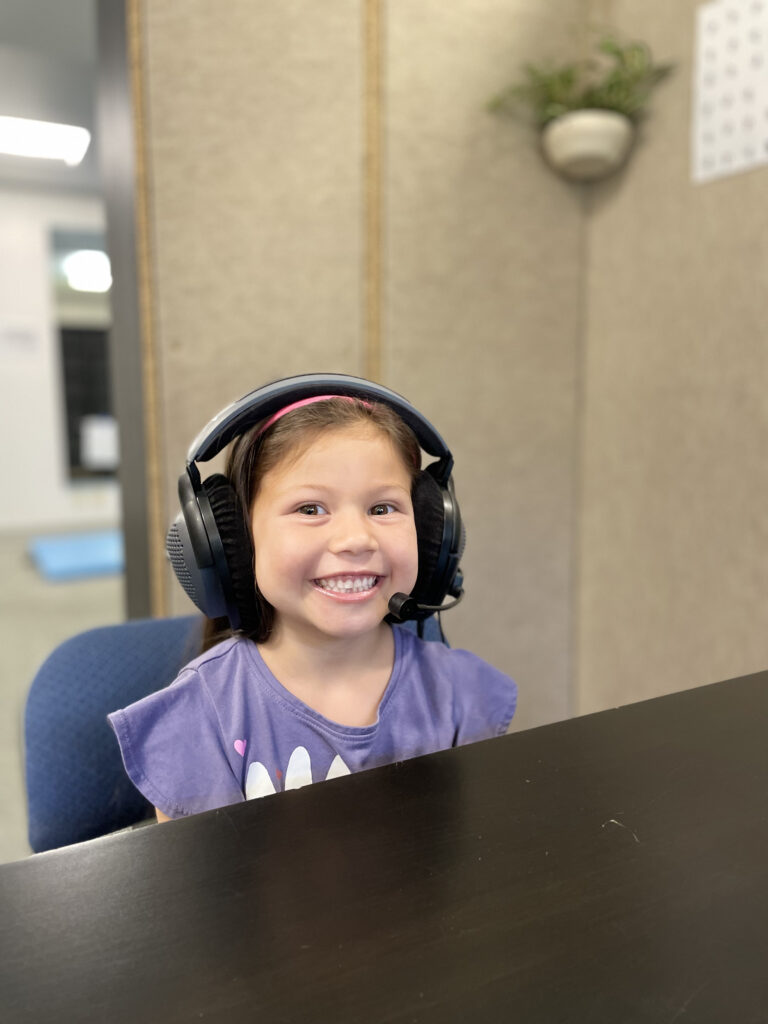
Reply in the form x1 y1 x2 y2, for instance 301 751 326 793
186 373 453 483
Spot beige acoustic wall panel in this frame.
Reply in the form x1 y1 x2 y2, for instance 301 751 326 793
137 1 364 613
385 0 587 730
578 0 768 712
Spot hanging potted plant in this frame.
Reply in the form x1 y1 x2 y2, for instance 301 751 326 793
488 36 673 181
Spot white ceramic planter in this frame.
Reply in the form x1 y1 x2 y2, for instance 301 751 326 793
541 109 635 181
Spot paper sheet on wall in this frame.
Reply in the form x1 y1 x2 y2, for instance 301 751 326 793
692 0 768 182
0 319 40 358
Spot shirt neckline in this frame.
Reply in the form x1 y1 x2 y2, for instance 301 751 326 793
240 626 406 739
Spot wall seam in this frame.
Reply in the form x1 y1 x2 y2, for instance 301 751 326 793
569 0 604 717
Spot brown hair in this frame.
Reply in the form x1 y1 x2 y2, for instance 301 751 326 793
201 397 421 651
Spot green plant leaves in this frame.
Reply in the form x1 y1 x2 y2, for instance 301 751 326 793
488 36 674 127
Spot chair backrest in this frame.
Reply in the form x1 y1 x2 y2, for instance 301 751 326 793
24 615 203 853
24 614 446 853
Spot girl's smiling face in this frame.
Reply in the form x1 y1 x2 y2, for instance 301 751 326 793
250 425 418 646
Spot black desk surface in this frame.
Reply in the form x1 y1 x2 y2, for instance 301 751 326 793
3 670 768 1023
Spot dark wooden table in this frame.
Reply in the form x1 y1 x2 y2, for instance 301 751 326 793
3 670 768 1023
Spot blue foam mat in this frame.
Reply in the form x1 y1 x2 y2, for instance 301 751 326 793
28 529 124 581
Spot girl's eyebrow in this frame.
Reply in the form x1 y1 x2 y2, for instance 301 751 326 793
268 482 332 499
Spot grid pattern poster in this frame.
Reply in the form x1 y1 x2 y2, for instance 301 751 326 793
692 0 768 182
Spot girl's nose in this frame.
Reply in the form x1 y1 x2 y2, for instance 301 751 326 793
327 509 378 555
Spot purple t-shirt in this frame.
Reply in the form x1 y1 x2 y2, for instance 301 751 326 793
108 625 517 819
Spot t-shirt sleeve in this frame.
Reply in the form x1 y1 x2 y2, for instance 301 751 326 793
447 648 518 747
108 670 244 819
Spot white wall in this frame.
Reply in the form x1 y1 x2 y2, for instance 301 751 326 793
0 188 119 531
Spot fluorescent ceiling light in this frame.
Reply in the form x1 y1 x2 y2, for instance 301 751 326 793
0 115 91 166
62 250 112 293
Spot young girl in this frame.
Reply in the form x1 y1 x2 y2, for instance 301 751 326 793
109 381 516 821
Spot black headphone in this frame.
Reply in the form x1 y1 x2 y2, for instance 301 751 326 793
166 373 465 631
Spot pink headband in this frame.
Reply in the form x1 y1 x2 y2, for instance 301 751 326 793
255 394 371 438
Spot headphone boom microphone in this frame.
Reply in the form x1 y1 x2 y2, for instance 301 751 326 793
387 590 464 622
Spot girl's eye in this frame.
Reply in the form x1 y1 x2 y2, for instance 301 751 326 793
297 503 326 516
370 502 396 516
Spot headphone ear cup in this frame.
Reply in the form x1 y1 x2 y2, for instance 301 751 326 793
201 474 259 633
411 470 451 609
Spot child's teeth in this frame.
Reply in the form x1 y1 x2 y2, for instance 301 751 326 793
318 575 376 593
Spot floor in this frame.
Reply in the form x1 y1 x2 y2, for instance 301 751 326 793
0 530 124 864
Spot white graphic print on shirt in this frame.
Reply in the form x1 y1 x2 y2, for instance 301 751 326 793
244 746 351 800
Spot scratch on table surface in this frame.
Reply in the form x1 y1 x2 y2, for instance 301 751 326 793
667 981 711 1022
217 807 243 838
601 818 640 843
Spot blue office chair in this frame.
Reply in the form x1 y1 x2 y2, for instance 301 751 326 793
24 615 203 853
24 614 445 853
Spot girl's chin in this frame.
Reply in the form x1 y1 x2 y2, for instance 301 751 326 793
293 599 393 641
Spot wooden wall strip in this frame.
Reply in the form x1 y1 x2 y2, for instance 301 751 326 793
363 0 384 382
128 0 168 616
